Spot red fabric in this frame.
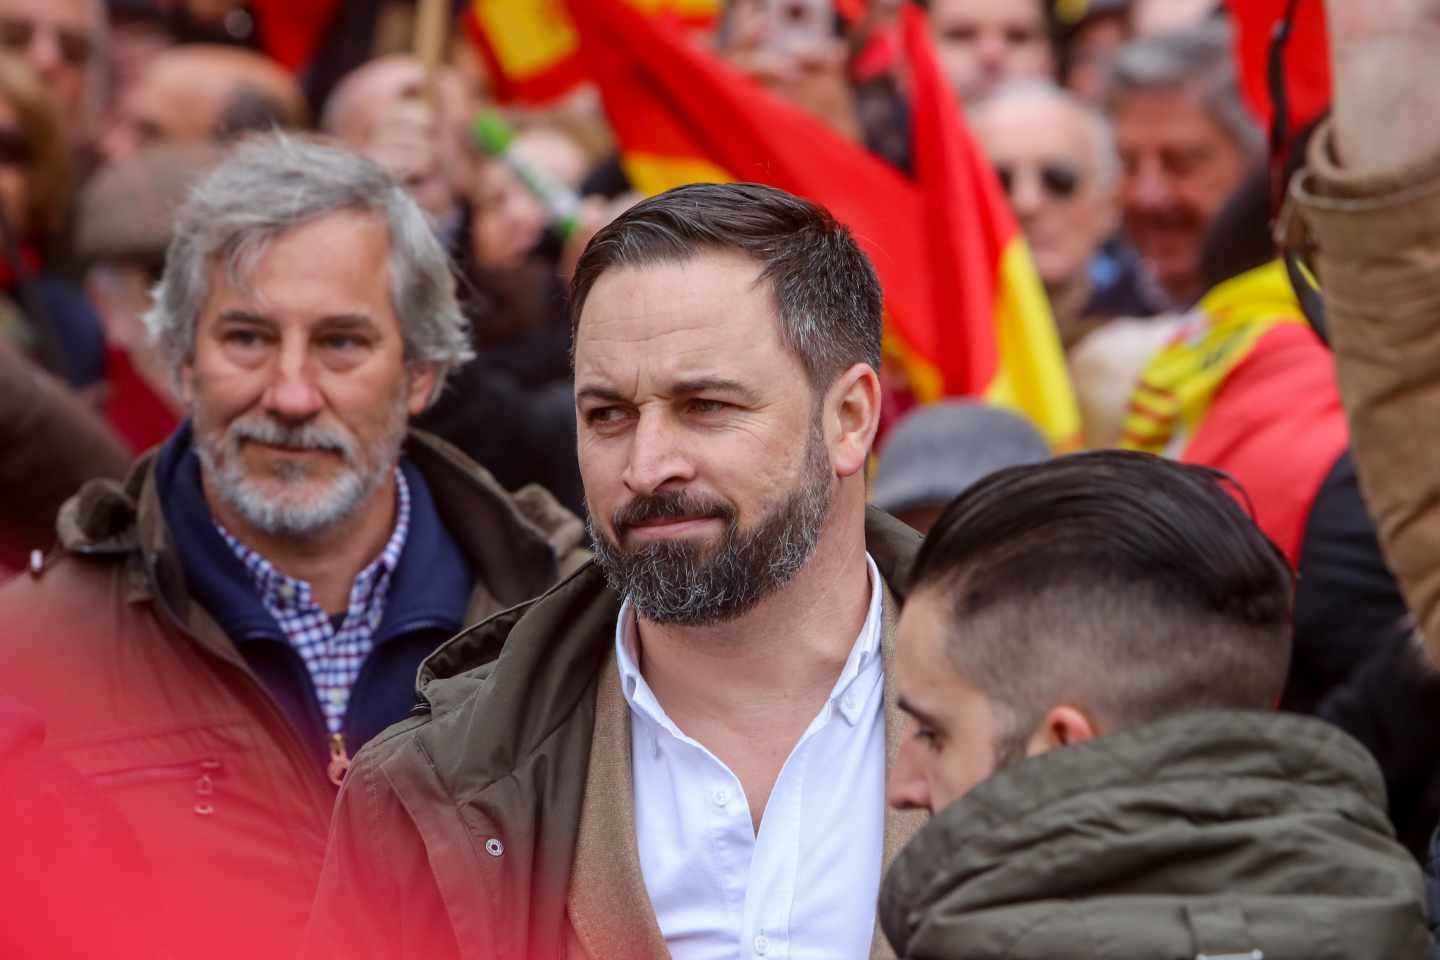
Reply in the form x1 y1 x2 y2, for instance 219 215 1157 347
902 4 1002 393
249 0 345 72
461 8 591 105
0 244 43 289
103 348 180 455
1181 322 1349 565
566 0 939 384
1225 0 1331 134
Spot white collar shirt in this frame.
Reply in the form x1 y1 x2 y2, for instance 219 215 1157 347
615 554 887 960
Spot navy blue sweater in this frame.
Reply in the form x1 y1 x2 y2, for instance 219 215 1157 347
154 425 474 769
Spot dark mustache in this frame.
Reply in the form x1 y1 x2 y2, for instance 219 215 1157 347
613 490 735 532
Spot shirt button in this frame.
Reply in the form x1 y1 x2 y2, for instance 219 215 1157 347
842 692 858 711
753 934 769 956
712 788 729 807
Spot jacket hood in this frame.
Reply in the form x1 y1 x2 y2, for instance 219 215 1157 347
880 709 1430 959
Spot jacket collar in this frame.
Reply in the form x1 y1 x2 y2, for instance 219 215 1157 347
55 423 564 646
566 578 925 960
877 709 1398 956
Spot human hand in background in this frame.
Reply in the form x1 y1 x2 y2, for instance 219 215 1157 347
1324 0 1440 175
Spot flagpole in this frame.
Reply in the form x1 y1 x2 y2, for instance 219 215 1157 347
415 0 450 105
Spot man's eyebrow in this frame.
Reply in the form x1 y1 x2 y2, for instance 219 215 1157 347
217 308 272 326
575 384 629 405
671 377 760 403
315 313 379 332
897 695 943 730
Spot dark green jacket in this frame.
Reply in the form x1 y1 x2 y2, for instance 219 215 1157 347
305 507 921 960
879 710 1431 959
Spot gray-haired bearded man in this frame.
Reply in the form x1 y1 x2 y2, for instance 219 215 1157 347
0 134 586 960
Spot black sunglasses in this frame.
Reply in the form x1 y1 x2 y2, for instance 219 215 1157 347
0 17 92 67
994 161 1082 201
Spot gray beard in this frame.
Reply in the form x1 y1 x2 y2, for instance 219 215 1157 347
194 397 407 540
587 425 833 626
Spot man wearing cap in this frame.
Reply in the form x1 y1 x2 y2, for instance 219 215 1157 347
872 400 1051 533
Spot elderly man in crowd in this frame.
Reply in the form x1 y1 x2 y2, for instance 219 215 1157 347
1108 19 1261 306
0 135 586 960
101 43 306 163
925 0 1055 104
880 451 1429 957
971 80 1169 347
307 182 928 959
0 0 102 148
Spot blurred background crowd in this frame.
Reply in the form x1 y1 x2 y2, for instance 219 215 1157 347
1 0 1433 861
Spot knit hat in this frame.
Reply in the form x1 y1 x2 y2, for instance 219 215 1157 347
872 401 1052 515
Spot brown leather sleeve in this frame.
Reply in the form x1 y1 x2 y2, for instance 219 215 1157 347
1287 120 1440 665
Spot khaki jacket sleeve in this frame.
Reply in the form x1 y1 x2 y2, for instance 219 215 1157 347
303 745 460 960
1287 122 1440 663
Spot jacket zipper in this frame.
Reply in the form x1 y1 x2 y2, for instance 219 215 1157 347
327 733 350 786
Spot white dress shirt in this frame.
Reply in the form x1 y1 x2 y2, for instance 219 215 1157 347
615 554 887 960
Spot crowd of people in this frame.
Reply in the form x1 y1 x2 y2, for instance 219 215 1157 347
0 0 1438 957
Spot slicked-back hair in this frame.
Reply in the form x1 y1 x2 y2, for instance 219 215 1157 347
568 182 883 390
911 450 1294 735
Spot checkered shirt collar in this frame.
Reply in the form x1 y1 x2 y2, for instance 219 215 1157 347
215 468 412 623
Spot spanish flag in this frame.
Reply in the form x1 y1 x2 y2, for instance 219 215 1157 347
1120 261 1349 564
565 0 1079 448
463 0 718 105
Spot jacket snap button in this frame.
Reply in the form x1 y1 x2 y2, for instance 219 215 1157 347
484 838 504 857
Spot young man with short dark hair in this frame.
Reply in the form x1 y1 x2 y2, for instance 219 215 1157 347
880 450 1429 958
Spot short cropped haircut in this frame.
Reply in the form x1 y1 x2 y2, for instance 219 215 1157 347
568 182 883 389
1106 19 1265 163
145 133 473 394
911 450 1293 734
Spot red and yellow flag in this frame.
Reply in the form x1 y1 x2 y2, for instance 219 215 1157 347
564 0 1078 447
463 0 718 105
1120 261 1348 564
897 5 1078 446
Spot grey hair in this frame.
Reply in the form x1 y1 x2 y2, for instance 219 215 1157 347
144 133 473 397
971 79 1121 187
1106 18 1264 162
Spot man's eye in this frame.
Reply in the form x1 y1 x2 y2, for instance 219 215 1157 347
1005 27 1036 45
320 334 365 351
586 407 627 425
913 727 942 751
687 398 729 414
225 329 266 348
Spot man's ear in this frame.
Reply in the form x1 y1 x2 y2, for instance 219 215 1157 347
406 364 442 415
1026 704 1098 758
824 362 882 479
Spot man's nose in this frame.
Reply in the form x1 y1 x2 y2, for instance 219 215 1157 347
1126 156 1174 212
27 26 62 77
261 340 325 422
621 410 694 495
886 741 932 813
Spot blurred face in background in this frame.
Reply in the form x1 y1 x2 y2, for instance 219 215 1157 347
0 0 98 145
470 127 588 272
928 0 1054 103
1063 12 1128 103
1111 84 1249 304
715 0 862 142
971 89 1117 305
